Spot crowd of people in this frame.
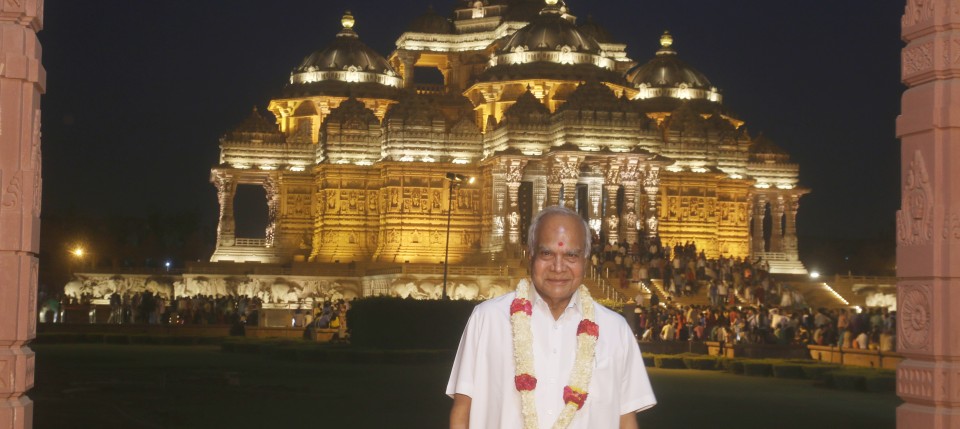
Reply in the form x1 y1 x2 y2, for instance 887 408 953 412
591 236 897 352
42 289 351 339
629 302 896 352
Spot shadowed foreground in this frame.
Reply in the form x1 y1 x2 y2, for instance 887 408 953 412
31 344 899 429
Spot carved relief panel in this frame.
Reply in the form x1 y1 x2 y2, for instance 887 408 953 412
898 150 935 246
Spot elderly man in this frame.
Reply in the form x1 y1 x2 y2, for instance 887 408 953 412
447 206 656 429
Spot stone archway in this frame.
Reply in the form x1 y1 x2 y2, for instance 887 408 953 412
896 1 960 427
0 2 43 428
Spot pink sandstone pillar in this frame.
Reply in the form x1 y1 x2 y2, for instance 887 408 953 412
0 1 43 428
897 1 960 427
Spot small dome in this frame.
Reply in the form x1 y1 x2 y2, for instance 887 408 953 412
290 11 400 88
384 93 446 124
408 6 454 34
502 88 550 124
626 31 720 102
322 98 379 129
223 107 285 144
500 2 600 55
578 16 613 44
749 134 790 159
559 81 628 113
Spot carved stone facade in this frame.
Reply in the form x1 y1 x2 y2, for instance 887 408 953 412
0 1 42 427
208 4 807 270
897 1 960 426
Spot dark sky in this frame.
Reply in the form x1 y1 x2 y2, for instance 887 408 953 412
38 1 904 245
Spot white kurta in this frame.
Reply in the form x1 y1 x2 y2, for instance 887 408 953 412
446 288 657 428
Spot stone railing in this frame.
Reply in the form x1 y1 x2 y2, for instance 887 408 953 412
415 84 445 95
234 238 267 247
807 345 902 370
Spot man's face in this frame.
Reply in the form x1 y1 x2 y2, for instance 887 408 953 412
530 214 587 306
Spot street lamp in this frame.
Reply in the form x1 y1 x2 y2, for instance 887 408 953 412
442 172 474 300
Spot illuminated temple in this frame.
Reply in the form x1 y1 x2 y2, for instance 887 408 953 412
209 0 809 276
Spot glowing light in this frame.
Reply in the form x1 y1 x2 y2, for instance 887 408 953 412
354 160 373 166
422 156 435 162
729 173 743 179
290 166 306 172
399 155 414 162
691 167 708 173
810 271 820 279
822 282 850 306
755 183 770 189
452 158 469 164
660 31 673 48
233 163 250 169
72 247 85 258
259 165 277 170
665 165 683 173
341 11 355 29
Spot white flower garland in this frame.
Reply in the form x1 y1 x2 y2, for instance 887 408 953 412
510 278 598 429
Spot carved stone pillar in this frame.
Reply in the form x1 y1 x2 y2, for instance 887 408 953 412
783 194 799 256
752 193 767 254
397 50 419 89
603 185 620 244
619 158 641 245
490 168 507 254
213 172 237 247
545 182 562 208
446 55 462 92
642 167 661 239
769 194 784 253
504 158 527 246
603 159 623 244
586 178 603 237
0 2 43 428
621 181 639 245
896 3 960 427
533 175 547 214
559 178 578 209
547 155 581 208
264 176 280 248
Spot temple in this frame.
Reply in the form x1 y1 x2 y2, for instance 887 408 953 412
209 0 809 274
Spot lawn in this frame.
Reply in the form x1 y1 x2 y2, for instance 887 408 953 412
29 344 899 429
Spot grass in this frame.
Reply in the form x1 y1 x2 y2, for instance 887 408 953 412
30 344 900 429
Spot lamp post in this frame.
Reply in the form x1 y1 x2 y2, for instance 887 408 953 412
442 172 474 300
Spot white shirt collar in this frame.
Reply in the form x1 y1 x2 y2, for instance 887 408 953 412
531 283 581 318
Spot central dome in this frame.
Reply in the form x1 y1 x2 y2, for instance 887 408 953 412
500 2 600 55
290 11 400 88
486 0 618 80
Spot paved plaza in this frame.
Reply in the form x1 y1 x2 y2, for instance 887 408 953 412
29 344 898 429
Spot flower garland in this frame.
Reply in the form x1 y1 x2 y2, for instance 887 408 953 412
510 278 599 429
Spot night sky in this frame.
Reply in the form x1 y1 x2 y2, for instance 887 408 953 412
37 1 905 270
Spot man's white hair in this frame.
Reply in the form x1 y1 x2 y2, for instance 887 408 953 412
526 205 592 259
